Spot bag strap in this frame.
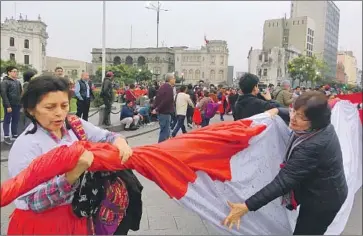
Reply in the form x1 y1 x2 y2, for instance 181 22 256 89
67 115 87 141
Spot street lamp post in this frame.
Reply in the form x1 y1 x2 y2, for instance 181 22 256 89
145 1 169 48
102 0 106 82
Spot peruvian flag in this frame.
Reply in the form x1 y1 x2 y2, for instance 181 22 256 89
1 102 361 235
204 35 209 45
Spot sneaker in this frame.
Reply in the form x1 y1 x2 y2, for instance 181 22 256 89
125 127 138 131
11 135 19 140
3 136 13 145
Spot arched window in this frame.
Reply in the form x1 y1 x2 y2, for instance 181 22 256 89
195 70 200 80
10 37 15 47
189 69 194 80
125 56 133 65
182 69 187 79
210 70 215 80
24 39 29 49
113 56 121 65
218 70 224 80
137 56 146 66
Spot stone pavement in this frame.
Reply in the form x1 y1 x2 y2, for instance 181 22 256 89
1 115 362 235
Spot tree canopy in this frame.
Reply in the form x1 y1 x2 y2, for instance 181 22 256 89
287 55 327 86
1 59 38 75
95 64 153 85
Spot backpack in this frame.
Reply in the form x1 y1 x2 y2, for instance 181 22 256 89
204 101 219 119
67 115 129 235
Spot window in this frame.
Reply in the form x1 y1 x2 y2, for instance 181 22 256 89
302 20 304 24
258 54 263 61
220 56 224 65
42 43 46 52
263 69 267 76
264 52 268 62
10 37 15 47
210 70 215 80
24 39 29 49
195 70 200 80
24 55 30 65
268 23 271 27
258 69 262 77
189 69 194 80
293 21 295 25
276 22 278 27
297 20 299 25
210 56 215 65
218 70 224 80
10 53 15 61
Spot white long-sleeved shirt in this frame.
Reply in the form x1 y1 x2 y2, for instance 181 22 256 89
175 92 194 116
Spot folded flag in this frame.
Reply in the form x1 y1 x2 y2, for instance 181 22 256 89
1 101 361 235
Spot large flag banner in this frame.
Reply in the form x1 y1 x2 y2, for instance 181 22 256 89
1 101 361 235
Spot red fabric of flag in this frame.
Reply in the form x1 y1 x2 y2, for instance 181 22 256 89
1 119 266 207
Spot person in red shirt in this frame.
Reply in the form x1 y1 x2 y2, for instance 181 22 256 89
125 84 137 103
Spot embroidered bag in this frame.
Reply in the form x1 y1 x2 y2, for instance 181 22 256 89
67 115 129 235
93 176 129 235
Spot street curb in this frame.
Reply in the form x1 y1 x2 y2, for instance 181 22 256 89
0 126 160 163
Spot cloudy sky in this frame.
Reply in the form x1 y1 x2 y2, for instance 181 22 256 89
1 1 362 72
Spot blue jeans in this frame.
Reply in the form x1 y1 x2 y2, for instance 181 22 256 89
171 115 187 137
158 114 171 143
3 105 21 137
201 114 210 127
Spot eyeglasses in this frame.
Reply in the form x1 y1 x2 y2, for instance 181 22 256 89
289 109 309 121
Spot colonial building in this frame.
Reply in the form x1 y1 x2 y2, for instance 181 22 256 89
0 15 48 73
90 47 175 79
173 40 229 85
248 46 301 85
45 56 93 81
91 40 229 85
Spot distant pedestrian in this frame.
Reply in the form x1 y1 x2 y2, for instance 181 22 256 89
152 73 175 143
171 85 194 137
0 66 22 144
100 72 114 126
75 72 94 121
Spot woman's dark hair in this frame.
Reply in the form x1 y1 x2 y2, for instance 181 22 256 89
238 73 259 94
204 91 210 97
23 70 36 82
129 84 135 89
180 85 187 92
293 91 331 130
21 75 70 135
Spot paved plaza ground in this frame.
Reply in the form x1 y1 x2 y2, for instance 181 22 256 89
0 115 362 235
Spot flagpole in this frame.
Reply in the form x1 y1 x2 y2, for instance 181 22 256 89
130 25 133 48
102 0 106 82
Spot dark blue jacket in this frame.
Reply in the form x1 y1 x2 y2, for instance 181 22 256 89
120 105 134 120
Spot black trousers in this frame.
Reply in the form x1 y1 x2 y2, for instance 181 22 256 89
186 106 194 125
103 99 112 126
293 204 342 235
76 98 91 121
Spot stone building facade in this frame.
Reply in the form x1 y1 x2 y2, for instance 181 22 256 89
248 46 301 85
0 15 48 73
173 40 229 85
90 47 175 79
91 40 229 85
45 56 93 81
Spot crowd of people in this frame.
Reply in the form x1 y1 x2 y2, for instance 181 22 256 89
1 66 362 235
